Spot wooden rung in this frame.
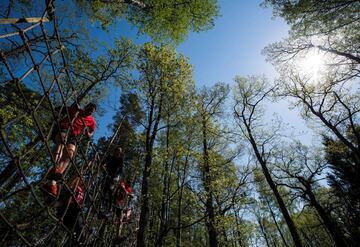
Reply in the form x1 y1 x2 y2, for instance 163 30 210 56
0 17 50 24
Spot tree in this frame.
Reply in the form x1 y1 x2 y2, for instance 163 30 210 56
263 1 360 159
253 168 291 247
273 142 348 246
262 0 360 37
323 126 360 244
263 0 360 82
77 0 220 43
151 80 195 247
131 43 194 247
263 2 360 243
195 83 229 247
233 75 303 247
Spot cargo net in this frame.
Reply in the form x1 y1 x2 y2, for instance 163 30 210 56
0 2 133 246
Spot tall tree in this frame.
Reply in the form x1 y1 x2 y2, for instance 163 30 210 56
253 168 291 247
131 43 194 247
323 126 360 243
263 2 360 242
195 83 229 247
273 142 348 246
233 75 303 247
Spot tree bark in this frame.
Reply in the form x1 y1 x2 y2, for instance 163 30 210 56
137 97 163 247
202 117 218 247
264 196 289 247
305 187 348 247
155 123 171 247
245 124 303 247
257 216 272 247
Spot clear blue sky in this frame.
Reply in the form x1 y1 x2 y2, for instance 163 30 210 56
90 0 313 143
178 0 288 85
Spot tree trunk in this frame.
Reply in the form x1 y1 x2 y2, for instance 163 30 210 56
156 172 168 247
176 144 190 247
245 124 303 247
306 187 348 247
202 118 218 247
137 150 152 247
265 196 289 247
259 161 302 247
137 98 162 247
234 210 244 247
156 122 171 247
257 216 272 247
176 179 183 247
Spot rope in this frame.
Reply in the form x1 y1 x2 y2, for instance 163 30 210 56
0 1 133 246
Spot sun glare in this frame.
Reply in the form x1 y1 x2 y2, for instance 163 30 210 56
297 48 326 82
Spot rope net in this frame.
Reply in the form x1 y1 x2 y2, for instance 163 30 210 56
0 2 133 246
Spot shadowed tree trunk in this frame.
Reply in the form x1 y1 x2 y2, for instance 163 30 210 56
202 117 218 247
137 99 162 247
137 99 161 247
264 196 289 247
246 122 303 247
233 76 303 247
305 183 348 247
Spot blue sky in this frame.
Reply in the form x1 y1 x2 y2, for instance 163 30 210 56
178 0 288 85
89 0 314 144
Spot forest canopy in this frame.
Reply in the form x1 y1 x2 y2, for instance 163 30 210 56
0 0 359 246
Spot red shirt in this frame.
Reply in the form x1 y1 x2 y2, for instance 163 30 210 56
69 184 85 206
60 107 96 136
115 181 132 205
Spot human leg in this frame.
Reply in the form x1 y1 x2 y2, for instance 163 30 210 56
52 132 66 164
56 143 77 175
41 143 76 197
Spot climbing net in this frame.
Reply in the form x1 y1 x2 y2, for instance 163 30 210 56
0 1 133 246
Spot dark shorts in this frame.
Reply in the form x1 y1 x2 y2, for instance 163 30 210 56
115 207 124 217
57 203 83 235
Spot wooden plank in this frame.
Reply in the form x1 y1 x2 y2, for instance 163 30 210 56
0 17 49 24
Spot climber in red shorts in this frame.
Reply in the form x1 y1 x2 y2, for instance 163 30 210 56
41 103 96 197
115 180 133 206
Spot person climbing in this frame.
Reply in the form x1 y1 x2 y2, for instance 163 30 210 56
41 103 97 197
112 206 133 244
56 176 86 245
121 207 133 223
114 179 133 208
113 180 134 244
103 147 124 180
102 147 124 212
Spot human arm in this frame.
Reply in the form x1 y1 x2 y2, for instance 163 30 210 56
85 118 96 138
85 128 94 138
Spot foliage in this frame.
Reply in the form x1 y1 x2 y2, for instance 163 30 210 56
1 0 359 246
77 0 220 43
263 1 360 244
324 126 360 242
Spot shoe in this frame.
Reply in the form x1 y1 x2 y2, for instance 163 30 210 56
47 169 63 181
40 182 58 197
